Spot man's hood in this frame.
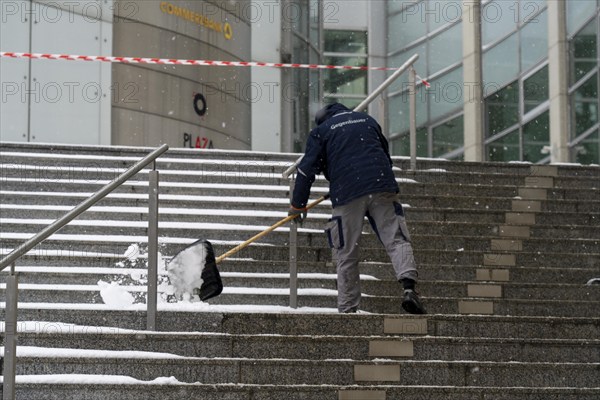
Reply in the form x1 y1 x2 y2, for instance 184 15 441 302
314 103 350 126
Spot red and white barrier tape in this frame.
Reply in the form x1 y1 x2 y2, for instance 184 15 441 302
0 51 431 86
0 51 431 87
1 51 394 70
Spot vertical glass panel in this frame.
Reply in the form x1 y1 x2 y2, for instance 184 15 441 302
520 0 546 23
323 96 364 110
324 30 368 54
522 111 550 163
485 81 519 137
429 23 462 74
482 0 518 46
427 1 462 32
432 114 464 157
309 0 320 44
290 0 309 38
567 0 597 36
388 43 427 92
323 56 368 95
293 67 311 149
389 0 419 15
520 10 548 72
429 66 463 120
571 75 599 137
309 68 321 115
483 33 519 88
524 65 549 114
389 4 428 52
569 19 598 85
388 88 429 135
573 130 600 165
486 129 520 162
391 127 429 157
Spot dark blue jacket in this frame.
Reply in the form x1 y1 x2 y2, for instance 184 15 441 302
292 103 398 208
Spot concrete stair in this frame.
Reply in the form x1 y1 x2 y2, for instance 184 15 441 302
1 142 599 399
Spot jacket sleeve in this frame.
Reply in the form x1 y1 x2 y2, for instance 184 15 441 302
291 129 325 208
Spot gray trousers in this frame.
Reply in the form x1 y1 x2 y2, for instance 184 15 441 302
325 192 418 313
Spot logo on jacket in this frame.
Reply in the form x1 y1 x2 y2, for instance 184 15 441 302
330 118 367 130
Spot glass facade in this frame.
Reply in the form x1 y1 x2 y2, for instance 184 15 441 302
568 12 600 164
482 1 551 163
323 30 369 109
288 0 323 152
386 0 463 158
386 0 600 164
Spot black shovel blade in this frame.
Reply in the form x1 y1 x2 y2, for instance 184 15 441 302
167 239 223 301
198 240 223 301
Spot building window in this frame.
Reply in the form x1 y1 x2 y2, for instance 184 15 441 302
522 110 550 163
567 0 598 36
486 81 519 137
432 114 464 158
571 75 599 137
482 0 518 46
484 64 550 163
520 9 548 72
286 0 323 152
487 129 520 162
483 33 519 88
523 65 549 114
429 22 462 75
569 19 598 85
572 130 599 165
391 127 429 158
323 29 368 108
568 13 600 165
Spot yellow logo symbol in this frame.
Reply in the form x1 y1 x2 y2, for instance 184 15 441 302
224 22 233 40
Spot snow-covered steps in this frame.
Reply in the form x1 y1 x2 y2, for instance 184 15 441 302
2 142 600 398
3 312 600 390
4 312 599 341
6 349 600 387
11 325 600 363
0 282 600 317
4 261 599 289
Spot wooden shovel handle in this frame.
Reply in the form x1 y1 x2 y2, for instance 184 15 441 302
215 194 329 264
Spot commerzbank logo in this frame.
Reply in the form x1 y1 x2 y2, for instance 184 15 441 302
160 1 233 40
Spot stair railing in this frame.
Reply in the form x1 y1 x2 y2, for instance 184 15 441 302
0 143 169 400
282 54 420 308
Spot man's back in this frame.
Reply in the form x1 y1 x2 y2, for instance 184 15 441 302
316 107 398 207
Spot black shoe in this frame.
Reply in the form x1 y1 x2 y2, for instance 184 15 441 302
402 289 427 314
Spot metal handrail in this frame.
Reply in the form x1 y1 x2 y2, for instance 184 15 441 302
1 143 168 400
0 144 169 271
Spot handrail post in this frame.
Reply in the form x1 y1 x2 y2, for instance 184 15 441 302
146 164 159 331
3 264 18 400
288 176 298 309
409 67 418 170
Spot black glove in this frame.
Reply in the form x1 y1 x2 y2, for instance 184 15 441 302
288 205 308 224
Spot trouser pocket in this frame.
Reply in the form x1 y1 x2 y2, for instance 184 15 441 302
325 216 345 249
393 201 412 243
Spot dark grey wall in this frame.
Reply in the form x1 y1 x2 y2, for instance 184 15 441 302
112 0 252 149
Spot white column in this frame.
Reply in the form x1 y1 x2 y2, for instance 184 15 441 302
251 0 282 152
547 0 570 163
367 0 387 124
462 0 484 162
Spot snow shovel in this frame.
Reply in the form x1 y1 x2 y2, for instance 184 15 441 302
167 194 329 301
